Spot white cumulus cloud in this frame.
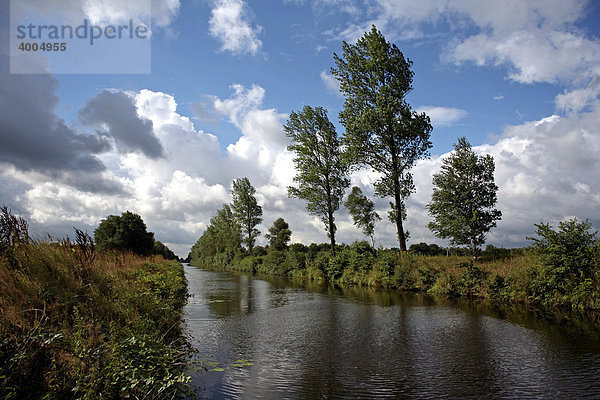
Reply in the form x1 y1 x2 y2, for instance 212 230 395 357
415 106 467 127
209 0 262 55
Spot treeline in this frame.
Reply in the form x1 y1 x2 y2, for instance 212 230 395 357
191 211 600 311
0 206 192 399
189 26 600 311
191 26 503 264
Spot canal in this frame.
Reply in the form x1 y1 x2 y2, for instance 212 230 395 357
183 264 600 398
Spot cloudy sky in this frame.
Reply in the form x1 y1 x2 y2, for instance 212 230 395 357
1 0 599 256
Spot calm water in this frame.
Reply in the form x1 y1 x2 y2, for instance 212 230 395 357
183 264 600 399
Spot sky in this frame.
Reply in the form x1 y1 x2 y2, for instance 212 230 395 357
1 0 600 257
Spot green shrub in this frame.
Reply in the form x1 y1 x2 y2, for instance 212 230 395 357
417 263 439 291
456 262 487 297
528 218 600 307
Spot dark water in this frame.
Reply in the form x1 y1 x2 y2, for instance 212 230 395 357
183 264 600 399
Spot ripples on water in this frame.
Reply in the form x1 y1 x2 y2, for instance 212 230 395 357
183 265 600 399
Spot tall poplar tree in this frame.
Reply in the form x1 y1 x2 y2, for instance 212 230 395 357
284 105 350 255
331 25 433 252
231 177 262 251
427 137 502 260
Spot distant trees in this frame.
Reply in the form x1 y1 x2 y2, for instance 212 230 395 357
284 105 350 255
332 25 433 252
153 240 177 260
265 218 292 251
427 137 501 260
94 211 155 255
409 242 446 256
231 177 263 251
344 186 381 247
190 204 242 267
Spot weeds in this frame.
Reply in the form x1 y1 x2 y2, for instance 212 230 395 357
0 218 191 399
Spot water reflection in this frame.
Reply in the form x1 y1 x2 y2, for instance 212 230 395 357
184 265 600 399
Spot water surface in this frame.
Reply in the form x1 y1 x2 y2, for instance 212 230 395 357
183 264 600 399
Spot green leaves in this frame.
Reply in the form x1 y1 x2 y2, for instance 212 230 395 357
265 217 292 251
231 177 263 251
331 25 432 251
529 218 598 279
427 137 501 259
190 204 242 266
94 211 155 255
285 105 350 254
344 186 381 247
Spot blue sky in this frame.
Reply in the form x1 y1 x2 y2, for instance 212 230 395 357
2 0 600 256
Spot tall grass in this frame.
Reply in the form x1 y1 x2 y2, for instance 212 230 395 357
0 233 191 399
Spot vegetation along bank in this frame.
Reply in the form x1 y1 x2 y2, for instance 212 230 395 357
0 206 191 399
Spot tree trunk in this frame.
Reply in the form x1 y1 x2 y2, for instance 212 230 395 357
393 179 407 252
370 234 375 249
247 223 253 252
328 208 336 256
471 237 478 261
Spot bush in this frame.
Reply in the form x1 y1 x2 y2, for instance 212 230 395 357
527 218 600 308
529 218 598 280
456 262 487 297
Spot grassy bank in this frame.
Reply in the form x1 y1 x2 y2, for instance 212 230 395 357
191 237 600 312
0 239 191 399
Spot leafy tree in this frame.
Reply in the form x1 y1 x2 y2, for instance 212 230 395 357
427 137 501 260
94 211 155 255
284 105 350 255
331 25 433 252
344 186 381 247
265 217 292 251
231 177 263 251
190 204 241 266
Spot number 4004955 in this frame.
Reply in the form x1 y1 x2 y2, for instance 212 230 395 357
18 42 66 52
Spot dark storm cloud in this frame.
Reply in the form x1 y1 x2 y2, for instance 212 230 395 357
0 55 128 194
79 90 165 159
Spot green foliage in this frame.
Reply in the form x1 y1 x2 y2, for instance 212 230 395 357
456 262 488 297
0 234 191 399
190 204 242 267
526 218 600 308
94 211 155 255
417 263 439 290
409 242 446 256
391 252 417 289
251 245 268 257
428 137 501 260
265 217 292 251
332 25 433 251
344 186 381 247
529 218 598 279
231 177 263 251
152 240 177 260
284 105 350 254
